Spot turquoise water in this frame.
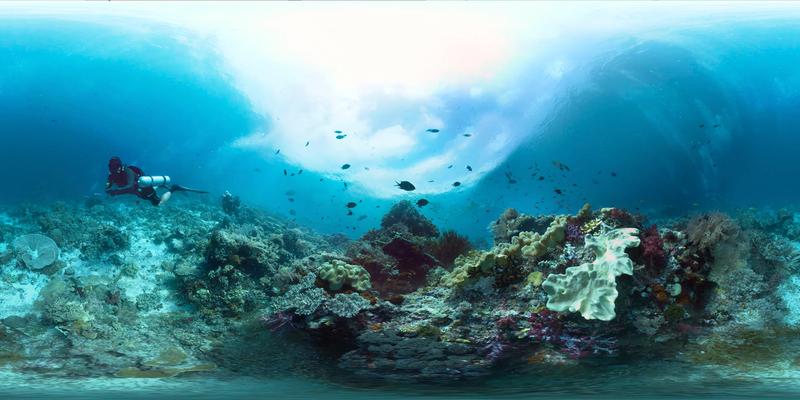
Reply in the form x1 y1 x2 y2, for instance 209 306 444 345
3 2 800 399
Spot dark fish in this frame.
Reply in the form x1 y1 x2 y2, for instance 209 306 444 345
554 189 563 195
343 182 348 189
395 181 416 191
463 133 472 137
538 176 545 181
341 163 351 170
357 215 367 221
288 198 295 202
552 161 570 171
452 181 461 187
346 202 357 208
713 124 720 128
283 169 287 176
427 180 434 183
254 168 262 172
305 141 310 147
347 210 353 216
448 165 453 169
364 167 370 171
298 169 303 174
508 179 518 184
275 149 281 155
289 209 296 215
335 130 342 134
699 124 704 128
466 165 472 171
426 128 440 133
416 199 429 207
611 172 617 177
336 134 347 139
285 190 296 196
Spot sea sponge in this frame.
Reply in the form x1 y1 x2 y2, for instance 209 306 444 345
13 234 59 269
541 228 640 321
318 259 372 291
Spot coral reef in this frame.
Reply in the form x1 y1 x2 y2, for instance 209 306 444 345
1 196 799 385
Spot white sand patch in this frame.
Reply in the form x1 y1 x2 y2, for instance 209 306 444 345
0 212 16 226
0 264 50 319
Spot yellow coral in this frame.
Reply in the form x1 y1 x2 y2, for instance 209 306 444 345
520 216 567 259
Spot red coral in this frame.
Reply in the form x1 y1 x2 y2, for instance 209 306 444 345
641 225 666 272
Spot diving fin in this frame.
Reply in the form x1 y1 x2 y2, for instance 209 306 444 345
169 185 209 194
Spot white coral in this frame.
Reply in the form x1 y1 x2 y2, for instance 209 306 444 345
542 228 640 321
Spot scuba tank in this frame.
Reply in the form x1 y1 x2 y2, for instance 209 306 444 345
137 175 171 188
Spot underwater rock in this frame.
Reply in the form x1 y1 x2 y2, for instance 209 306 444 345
380 201 439 238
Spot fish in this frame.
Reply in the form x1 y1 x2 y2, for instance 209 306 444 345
305 141 310 147
466 165 472 171
538 176 545 181
448 165 453 169
552 161 570 171
554 189 563 195
275 149 281 155
463 133 472 137
283 169 287 176
335 130 342 134
427 180 435 183
288 198 295 202
611 172 617 177
285 190 296 196
426 128 440 133
713 124 720 128
395 181 416 191
357 215 367 221
452 181 461 187
298 169 303 174
416 199 429 207
699 124 705 128
347 210 353 216
346 202 357 208
254 168 262 172
336 134 347 139
289 209 296 215
341 164 351 170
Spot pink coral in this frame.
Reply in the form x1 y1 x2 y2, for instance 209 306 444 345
641 225 667 272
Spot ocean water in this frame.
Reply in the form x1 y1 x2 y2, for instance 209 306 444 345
2 2 800 399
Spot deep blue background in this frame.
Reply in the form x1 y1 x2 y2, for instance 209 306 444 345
2 18 799 244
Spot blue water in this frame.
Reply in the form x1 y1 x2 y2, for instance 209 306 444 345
3 3 800 398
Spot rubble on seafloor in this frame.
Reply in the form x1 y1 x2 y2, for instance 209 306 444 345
1 196 800 383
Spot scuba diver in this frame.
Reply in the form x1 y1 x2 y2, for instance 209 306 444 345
105 156 207 206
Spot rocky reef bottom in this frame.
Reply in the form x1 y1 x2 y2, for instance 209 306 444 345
2 196 800 397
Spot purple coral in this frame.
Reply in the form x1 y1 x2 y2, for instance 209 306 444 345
481 334 514 363
528 310 617 359
262 311 297 332
528 309 563 344
565 223 583 244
